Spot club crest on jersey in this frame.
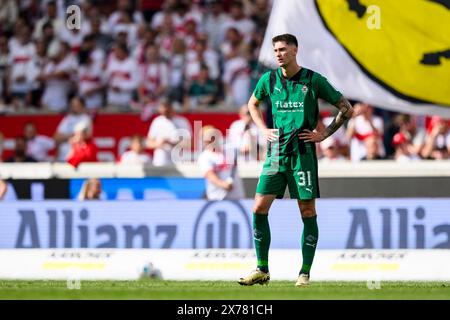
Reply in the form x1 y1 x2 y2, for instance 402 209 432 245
302 85 308 94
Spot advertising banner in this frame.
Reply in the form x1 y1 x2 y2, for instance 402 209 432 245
70 178 205 200
1 178 205 200
2 179 70 200
0 199 448 249
0 113 239 161
0 249 448 281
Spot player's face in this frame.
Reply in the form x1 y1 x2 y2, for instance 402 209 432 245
273 41 297 67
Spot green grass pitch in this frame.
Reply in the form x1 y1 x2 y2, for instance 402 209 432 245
0 280 449 300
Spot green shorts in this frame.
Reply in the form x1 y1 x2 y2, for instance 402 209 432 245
256 151 320 200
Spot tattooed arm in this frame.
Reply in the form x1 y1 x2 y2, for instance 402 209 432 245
298 96 354 143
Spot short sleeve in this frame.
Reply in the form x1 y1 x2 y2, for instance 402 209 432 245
147 118 159 139
198 153 214 176
316 74 342 105
253 72 271 101
56 117 70 135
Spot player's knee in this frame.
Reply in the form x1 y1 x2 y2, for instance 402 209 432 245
300 207 316 218
253 200 271 213
253 203 270 213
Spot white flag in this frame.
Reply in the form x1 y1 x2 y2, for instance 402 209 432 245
260 0 450 117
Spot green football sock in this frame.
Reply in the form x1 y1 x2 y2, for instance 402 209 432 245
253 213 271 273
300 215 319 275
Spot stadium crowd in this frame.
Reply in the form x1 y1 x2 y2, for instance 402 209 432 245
0 0 449 167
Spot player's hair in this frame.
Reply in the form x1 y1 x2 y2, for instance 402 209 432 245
159 96 173 108
200 63 209 72
394 114 412 126
230 1 244 9
78 178 101 201
130 134 143 143
24 121 36 129
70 95 86 107
83 34 96 43
272 34 298 47
115 42 129 55
42 21 54 31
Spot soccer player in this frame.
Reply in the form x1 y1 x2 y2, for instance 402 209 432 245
238 34 354 287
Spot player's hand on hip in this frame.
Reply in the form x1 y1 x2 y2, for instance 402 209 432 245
264 128 280 142
298 129 326 143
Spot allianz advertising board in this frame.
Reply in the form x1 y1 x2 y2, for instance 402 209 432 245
0 199 448 249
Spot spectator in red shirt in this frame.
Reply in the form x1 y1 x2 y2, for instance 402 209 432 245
67 121 98 168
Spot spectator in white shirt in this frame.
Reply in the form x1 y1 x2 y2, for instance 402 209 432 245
89 16 114 53
319 136 348 163
246 0 270 29
392 132 421 162
107 0 145 32
394 114 426 158
40 41 77 112
77 38 105 112
223 50 251 108
154 13 176 60
203 0 229 51
7 25 38 110
111 12 140 50
146 98 192 166
138 45 169 106
120 134 152 165
198 125 245 200
132 25 157 65
0 36 8 108
361 136 385 161
33 1 64 40
151 2 175 32
421 116 450 160
185 36 220 82
227 104 265 162
53 96 92 161
105 43 139 110
167 38 186 106
81 34 106 67
317 113 350 159
220 27 247 61
221 1 256 42
40 21 59 50
23 122 55 162
60 26 87 55
346 102 385 162
0 0 18 33
180 19 199 52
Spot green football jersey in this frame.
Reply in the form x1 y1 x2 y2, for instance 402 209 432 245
253 67 342 156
